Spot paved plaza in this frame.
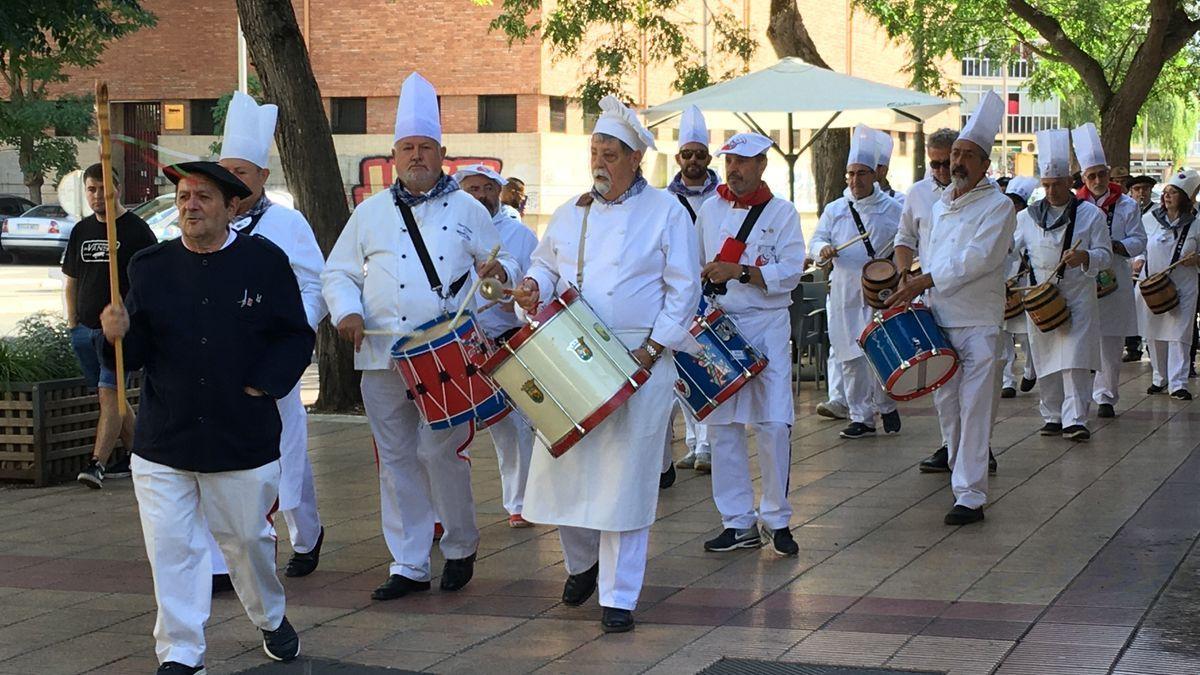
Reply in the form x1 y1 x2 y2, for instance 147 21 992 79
3 358 1200 674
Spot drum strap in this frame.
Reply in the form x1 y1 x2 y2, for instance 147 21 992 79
1054 200 1079 281
703 201 768 296
676 194 697 223
846 203 877 258
1169 219 1193 269
392 191 470 299
576 203 592 290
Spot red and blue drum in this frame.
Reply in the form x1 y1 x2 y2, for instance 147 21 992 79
857 303 959 401
390 313 510 430
673 299 768 420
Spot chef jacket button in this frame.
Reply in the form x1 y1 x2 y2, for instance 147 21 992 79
202 298 209 305
199 378 206 385
443 226 448 230
400 284 405 289
607 291 614 296
200 337 208 344
401 229 407 233
201 259 208 266
443 202 448 207
401 316 407 321
197 416 205 423
401 254 407 259
438 255 444 260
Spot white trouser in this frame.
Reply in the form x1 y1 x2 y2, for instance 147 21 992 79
1039 369 1093 428
662 401 709 470
487 411 534 516
708 422 792 530
361 368 479 581
1148 340 1190 392
558 525 650 611
132 455 285 667
1093 335 1125 405
1001 332 1034 388
934 326 1000 510
827 348 847 406
843 356 895 425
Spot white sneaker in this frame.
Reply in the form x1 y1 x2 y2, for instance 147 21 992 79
816 400 848 420
675 451 697 470
694 450 712 473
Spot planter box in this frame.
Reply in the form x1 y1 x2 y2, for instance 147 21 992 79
0 376 140 486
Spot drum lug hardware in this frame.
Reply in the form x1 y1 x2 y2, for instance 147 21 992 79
901 360 911 369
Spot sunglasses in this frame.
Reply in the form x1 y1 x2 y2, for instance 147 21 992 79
679 150 709 160
929 160 951 170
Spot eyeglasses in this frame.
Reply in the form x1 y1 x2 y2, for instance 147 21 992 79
1083 170 1110 182
679 150 709 161
929 160 951 170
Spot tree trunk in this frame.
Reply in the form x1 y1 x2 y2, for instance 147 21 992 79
235 0 361 412
913 124 926 181
18 138 43 204
1099 98 1138 175
766 0 846 215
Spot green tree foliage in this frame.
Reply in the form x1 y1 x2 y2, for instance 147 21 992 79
0 1 155 203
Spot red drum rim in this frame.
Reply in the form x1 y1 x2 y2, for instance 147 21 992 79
688 305 727 337
481 286 582 374
547 367 652 457
885 349 959 401
691 357 768 420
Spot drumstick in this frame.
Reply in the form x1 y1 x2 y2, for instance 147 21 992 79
450 244 502 326
804 233 869 274
1049 239 1083 279
95 82 126 417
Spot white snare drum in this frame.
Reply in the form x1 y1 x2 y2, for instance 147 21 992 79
481 286 650 457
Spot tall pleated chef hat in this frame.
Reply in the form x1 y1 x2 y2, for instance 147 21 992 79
678 105 709 148
1005 176 1040 203
394 72 441 144
219 91 277 169
1167 169 1200 201
1071 123 1107 171
592 95 656 152
846 124 878 169
960 90 1004 155
874 129 894 167
1035 129 1072 179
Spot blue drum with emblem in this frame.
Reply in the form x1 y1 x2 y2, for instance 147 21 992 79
673 298 769 420
857 303 959 401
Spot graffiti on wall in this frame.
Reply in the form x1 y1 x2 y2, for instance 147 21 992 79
350 155 503 205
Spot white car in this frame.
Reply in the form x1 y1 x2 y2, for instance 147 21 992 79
133 190 295 243
0 203 78 260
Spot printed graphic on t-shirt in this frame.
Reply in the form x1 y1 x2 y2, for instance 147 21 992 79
80 240 121 263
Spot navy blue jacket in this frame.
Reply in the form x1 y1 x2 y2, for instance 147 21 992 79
102 232 315 472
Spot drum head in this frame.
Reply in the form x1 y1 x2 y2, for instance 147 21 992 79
862 259 897 282
889 351 958 400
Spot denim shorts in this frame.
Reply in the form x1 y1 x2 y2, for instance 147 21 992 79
70 325 116 390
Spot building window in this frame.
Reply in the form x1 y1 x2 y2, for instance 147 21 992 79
1007 93 1020 116
330 97 367 134
583 101 600 133
191 99 219 135
549 96 568 133
479 95 517 133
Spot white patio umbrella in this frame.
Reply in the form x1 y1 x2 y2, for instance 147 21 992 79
643 57 957 201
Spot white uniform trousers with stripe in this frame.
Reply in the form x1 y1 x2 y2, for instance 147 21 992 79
486 410 534 516
708 422 792 530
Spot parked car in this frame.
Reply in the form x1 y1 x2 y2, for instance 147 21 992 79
133 189 295 243
0 203 77 261
0 194 38 260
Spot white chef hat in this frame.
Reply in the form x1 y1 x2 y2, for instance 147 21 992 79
394 72 441 144
846 124 878 170
1005 176 1039 203
1167 169 1200 200
453 164 507 187
715 132 773 157
219 91 277 169
874 129 895 167
1071 123 1107 171
592 95 656 152
1036 129 1071 179
678 105 709 148
960 90 1004 155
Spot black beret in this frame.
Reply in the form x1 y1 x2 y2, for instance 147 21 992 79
163 161 252 199
1126 175 1157 188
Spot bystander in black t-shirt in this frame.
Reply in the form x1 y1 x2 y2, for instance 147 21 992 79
61 211 158 329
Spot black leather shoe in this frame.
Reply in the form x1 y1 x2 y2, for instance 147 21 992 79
371 574 430 600
440 552 476 591
659 463 676 489
1001 387 1016 399
562 562 599 606
1148 383 1167 395
919 446 949 473
881 410 901 434
1122 350 1142 363
601 606 635 633
211 573 234 595
1062 425 1091 441
1097 403 1115 418
1019 376 1036 393
944 504 985 525
988 449 997 475
1039 422 1063 436
1172 389 1193 401
285 527 324 578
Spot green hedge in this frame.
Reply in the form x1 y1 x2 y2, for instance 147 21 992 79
0 313 82 390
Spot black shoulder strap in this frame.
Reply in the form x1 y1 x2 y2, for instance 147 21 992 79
1024 251 1037 286
1055 198 1079 281
676 193 697 223
734 201 769 242
237 209 269 236
846 202 877 258
1170 218 1194 267
391 189 445 297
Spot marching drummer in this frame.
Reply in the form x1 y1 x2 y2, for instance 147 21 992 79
322 73 518 601
1072 124 1147 419
810 124 902 440
886 91 1016 525
1000 177 1040 402
1012 129 1111 442
873 129 905 205
510 95 701 633
454 164 540 528
694 132 805 555
1139 169 1200 400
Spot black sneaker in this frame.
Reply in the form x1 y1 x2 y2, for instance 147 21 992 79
76 459 104 489
371 574 430 601
988 449 997 475
1171 389 1193 401
763 526 799 556
1062 425 1090 441
285 527 324 578
659 464 676 489
1098 403 1115 418
1122 350 1142 363
104 454 131 478
944 504 984 525
440 552 476 591
1019 376 1037 393
1039 422 1063 436
1148 383 1167 395
918 446 950 473
157 663 205 675
1001 387 1016 399
703 527 762 552
211 573 234 595
261 616 299 662
839 422 876 439
881 410 901 434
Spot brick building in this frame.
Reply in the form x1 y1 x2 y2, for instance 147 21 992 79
7 0 957 226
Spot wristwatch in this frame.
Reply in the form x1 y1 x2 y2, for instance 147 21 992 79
738 264 752 284
643 340 662 363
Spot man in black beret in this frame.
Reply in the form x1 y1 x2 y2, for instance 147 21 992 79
99 161 315 675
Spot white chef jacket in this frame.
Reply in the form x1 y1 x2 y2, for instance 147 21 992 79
894 176 947 255
1138 208 1200 343
881 184 906 209
474 208 538 339
924 181 1017 328
233 202 328 331
322 186 519 371
809 187 901 360
1013 199 1112 375
521 185 702 532
696 194 806 425
1081 192 1146 337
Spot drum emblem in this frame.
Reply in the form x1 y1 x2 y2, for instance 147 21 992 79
570 335 594 361
675 379 690 397
698 345 733 384
593 322 611 341
714 321 735 342
521 379 545 403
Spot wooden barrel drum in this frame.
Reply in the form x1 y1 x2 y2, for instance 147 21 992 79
1140 272 1179 315
1023 280 1070 332
861 259 899 310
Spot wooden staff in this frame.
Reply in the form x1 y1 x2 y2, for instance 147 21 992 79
95 82 126 416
